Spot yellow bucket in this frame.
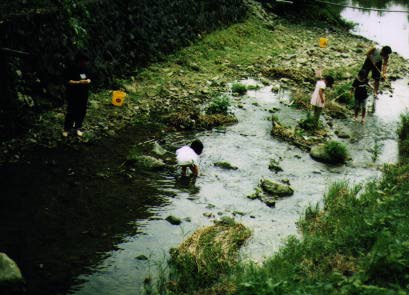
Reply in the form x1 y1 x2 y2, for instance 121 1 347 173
319 37 328 48
112 90 126 106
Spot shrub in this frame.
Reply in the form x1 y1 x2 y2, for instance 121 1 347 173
325 140 348 163
231 82 247 95
206 95 231 114
398 112 409 141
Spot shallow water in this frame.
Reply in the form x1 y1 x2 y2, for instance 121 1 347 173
341 1 409 58
68 3 409 294
70 74 407 294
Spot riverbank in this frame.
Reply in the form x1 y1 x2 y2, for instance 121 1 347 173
2 0 407 164
165 148 409 294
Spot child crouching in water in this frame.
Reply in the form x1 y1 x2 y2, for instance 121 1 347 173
310 75 334 126
176 139 204 177
352 69 371 124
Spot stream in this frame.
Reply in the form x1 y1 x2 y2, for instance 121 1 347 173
1 1 409 295
70 2 409 293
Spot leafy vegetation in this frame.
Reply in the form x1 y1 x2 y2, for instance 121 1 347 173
206 95 231 115
325 140 348 163
161 218 251 294
398 113 409 162
298 112 321 131
233 168 409 295
232 82 248 95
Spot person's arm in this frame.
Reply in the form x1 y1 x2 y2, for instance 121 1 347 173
382 57 389 78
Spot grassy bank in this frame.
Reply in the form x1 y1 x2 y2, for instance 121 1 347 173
160 115 409 294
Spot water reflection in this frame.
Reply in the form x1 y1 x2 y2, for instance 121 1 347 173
341 1 409 58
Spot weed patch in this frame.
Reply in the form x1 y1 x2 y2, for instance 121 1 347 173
206 95 231 115
231 82 247 95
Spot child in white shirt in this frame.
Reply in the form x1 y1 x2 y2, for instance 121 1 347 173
176 139 204 177
310 75 334 125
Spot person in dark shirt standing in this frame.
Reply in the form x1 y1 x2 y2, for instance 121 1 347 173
361 46 391 97
352 69 371 124
63 52 92 137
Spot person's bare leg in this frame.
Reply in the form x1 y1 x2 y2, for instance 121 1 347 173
362 107 366 124
190 165 199 177
374 80 379 97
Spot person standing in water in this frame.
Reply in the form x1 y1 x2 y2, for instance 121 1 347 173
63 51 92 137
352 69 372 124
310 75 334 126
361 46 392 97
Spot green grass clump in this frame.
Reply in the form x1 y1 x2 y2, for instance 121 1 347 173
325 140 348 163
232 82 247 95
246 84 261 91
398 113 409 162
232 165 409 294
165 220 251 294
206 95 231 115
298 112 320 131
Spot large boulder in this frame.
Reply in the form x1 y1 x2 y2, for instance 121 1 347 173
0 253 23 286
260 179 294 197
310 141 348 164
310 144 332 163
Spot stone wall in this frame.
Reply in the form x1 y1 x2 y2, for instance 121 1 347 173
0 0 247 138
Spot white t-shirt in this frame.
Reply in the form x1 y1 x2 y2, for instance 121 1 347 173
310 80 326 108
176 146 199 166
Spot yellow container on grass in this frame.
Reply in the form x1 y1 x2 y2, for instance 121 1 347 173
319 37 328 48
112 90 127 106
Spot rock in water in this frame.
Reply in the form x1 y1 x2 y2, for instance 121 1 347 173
0 253 24 286
268 158 283 173
335 129 351 139
310 144 329 160
165 215 182 225
260 179 294 197
214 162 238 170
310 143 348 164
126 155 166 170
261 196 276 208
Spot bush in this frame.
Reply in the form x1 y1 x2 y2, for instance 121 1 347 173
325 140 348 163
398 112 409 141
206 95 231 114
231 82 247 95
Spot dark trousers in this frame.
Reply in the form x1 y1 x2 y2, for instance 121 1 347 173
64 95 88 131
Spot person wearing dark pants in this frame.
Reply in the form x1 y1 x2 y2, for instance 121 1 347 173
63 52 91 137
361 46 391 97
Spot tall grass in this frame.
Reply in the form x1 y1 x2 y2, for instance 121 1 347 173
398 113 409 162
234 167 409 294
